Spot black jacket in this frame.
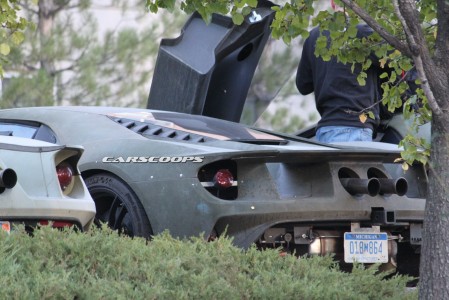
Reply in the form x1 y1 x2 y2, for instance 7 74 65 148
296 25 381 131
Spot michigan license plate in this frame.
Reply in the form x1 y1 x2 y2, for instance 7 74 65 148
344 232 388 263
0 221 10 234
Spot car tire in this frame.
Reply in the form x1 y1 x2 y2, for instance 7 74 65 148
85 173 152 238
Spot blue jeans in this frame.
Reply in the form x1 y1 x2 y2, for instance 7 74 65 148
316 126 373 143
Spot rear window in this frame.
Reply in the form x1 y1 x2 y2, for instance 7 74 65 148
0 123 37 138
0 121 57 144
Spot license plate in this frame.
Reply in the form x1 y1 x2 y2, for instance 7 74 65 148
0 221 10 234
344 232 388 263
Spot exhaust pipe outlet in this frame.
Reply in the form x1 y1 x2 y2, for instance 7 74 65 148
0 168 18 189
378 177 408 196
340 178 380 197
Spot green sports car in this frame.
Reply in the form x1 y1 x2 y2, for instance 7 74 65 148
0 106 425 276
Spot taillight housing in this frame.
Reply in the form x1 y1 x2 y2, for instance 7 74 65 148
56 162 75 195
199 160 237 200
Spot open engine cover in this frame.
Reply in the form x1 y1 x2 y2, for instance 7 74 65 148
147 6 274 122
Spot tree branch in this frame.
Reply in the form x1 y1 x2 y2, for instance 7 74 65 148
54 2 80 15
53 64 75 75
394 0 442 116
339 0 411 56
394 0 425 55
18 1 38 15
23 62 38 71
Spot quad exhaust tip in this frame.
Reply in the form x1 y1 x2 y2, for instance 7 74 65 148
378 177 408 196
0 168 17 193
340 178 380 197
340 177 408 197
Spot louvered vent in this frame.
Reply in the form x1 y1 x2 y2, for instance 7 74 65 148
111 117 208 143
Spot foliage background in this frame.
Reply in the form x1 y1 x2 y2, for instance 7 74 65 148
0 0 28 76
0 0 320 133
1 0 185 108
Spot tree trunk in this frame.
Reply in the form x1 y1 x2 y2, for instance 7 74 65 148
419 111 449 299
38 0 56 74
37 0 58 106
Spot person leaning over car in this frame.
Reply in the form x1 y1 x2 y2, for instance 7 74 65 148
296 24 384 143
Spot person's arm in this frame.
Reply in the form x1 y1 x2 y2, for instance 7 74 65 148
296 39 314 95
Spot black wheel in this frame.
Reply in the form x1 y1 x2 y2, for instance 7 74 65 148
85 173 152 238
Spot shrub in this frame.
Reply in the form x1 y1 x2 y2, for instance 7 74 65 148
0 225 417 299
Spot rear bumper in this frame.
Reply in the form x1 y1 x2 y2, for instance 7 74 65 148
0 191 96 229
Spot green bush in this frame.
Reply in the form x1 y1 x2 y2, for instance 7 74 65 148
0 226 417 300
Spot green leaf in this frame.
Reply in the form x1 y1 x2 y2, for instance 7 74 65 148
347 25 358 38
316 35 327 50
322 54 331 61
357 75 366 86
300 30 310 39
389 70 397 83
148 3 158 13
11 32 25 45
368 111 375 119
363 59 372 70
235 0 245 8
0 43 10 56
357 77 366 86
232 13 244 25
242 6 252 16
247 0 258 7
282 35 291 45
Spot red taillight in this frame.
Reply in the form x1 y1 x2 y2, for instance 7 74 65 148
56 163 74 194
39 220 74 228
199 160 238 200
213 169 234 189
